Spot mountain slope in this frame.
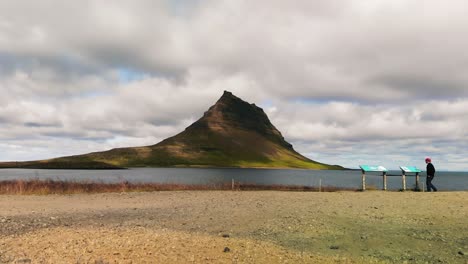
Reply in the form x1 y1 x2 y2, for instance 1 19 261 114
1 91 343 170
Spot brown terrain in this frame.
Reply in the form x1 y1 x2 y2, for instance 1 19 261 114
1 191 467 263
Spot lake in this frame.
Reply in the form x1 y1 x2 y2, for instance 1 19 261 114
0 168 467 191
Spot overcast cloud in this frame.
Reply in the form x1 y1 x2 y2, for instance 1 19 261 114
1 0 467 170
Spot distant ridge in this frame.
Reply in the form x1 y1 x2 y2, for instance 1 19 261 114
0 91 343 170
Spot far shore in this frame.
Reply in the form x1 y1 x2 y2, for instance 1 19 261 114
0 164 349 170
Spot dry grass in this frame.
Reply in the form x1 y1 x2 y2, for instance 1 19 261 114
0 179 357 195
232 182 357 192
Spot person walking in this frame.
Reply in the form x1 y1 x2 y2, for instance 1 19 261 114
425 157 437 192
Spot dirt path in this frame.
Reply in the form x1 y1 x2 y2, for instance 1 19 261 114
1 191 467 263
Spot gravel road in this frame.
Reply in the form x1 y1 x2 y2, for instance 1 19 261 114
1 191 467 263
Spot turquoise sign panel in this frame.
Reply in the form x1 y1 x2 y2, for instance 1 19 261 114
359 165 388 172
399 166 422 173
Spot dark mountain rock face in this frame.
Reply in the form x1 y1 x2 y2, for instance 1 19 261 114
1 91 343 169
186 91 292 149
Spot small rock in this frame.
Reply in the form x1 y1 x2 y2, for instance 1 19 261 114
458 251 465 256
223 247 230 253
16 259 31 264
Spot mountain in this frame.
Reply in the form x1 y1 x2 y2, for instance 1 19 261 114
0 91 343 170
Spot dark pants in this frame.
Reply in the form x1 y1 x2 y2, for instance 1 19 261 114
426 176 437 192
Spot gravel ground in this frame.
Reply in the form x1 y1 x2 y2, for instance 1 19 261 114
1 191 467 263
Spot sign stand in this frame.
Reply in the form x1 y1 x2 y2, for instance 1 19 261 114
399 166 422 191
359 165 388 191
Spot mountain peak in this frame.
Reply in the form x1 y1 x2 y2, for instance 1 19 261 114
221 90 234 98
192 91 291 149
216 90 252 108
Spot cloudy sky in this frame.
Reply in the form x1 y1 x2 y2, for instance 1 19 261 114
1 0 467 171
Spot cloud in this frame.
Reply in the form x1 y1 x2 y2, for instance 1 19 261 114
2 0 468 101
0 0 467 170
266 98 468 170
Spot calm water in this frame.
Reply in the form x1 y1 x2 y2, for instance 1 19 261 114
0 168 467 191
